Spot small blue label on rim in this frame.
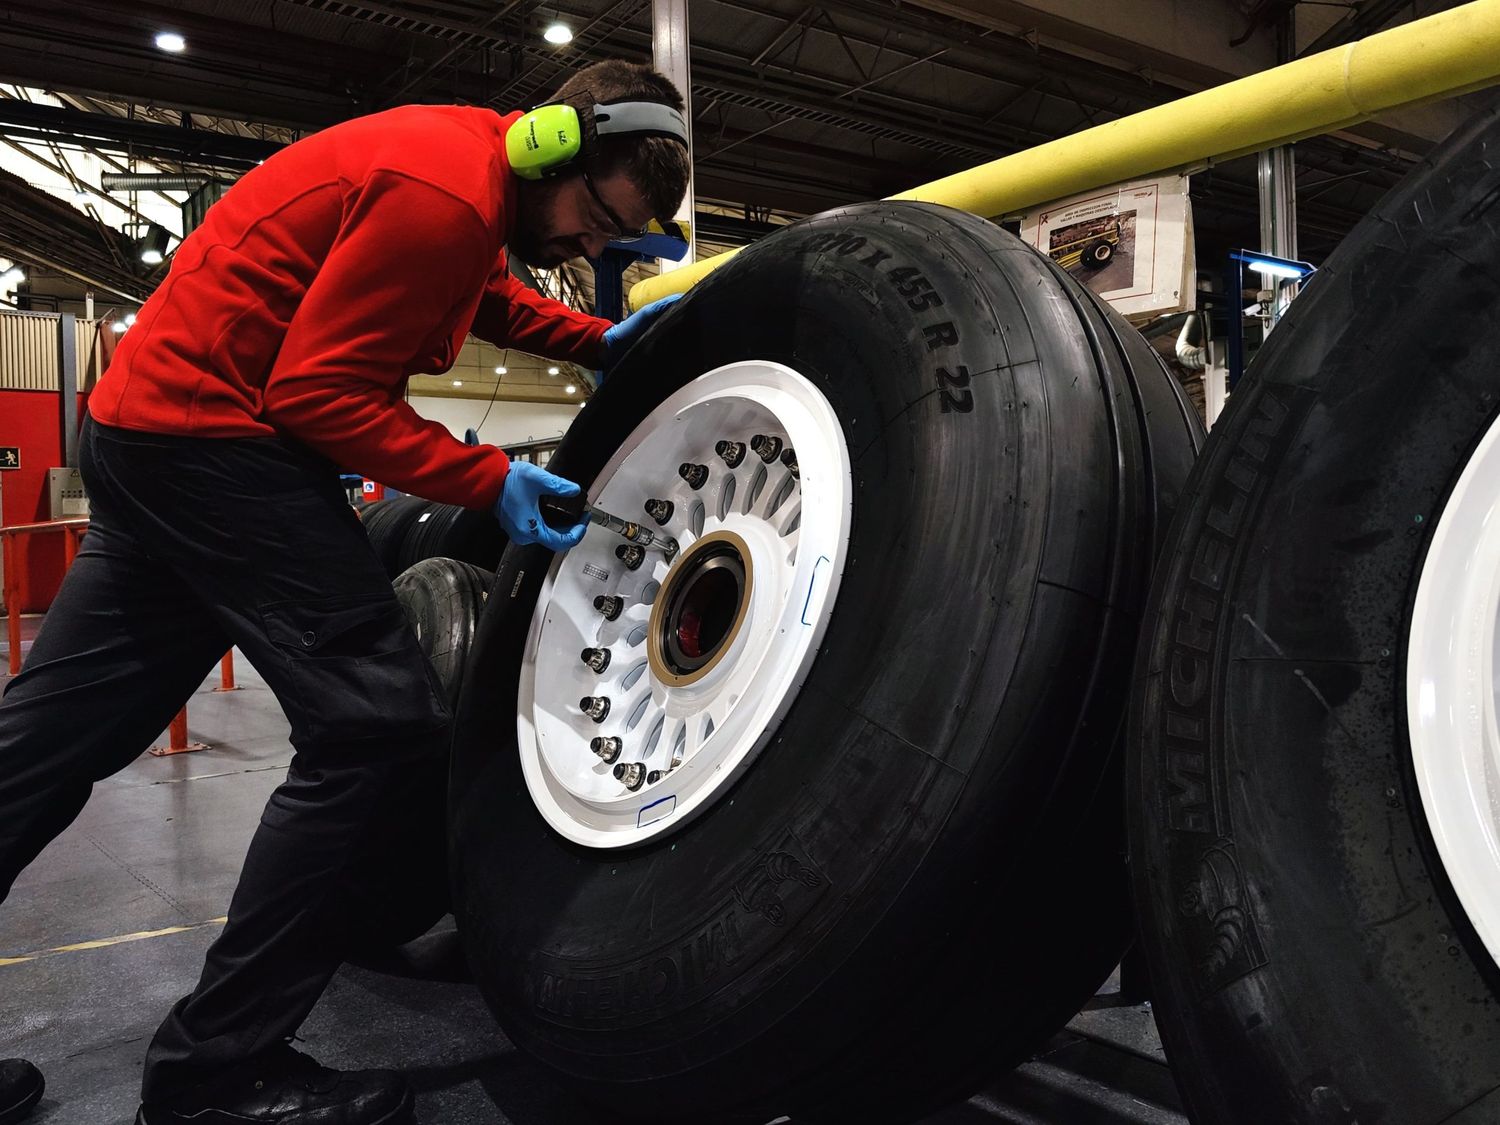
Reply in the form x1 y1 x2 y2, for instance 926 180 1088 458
801 555 831 625
638 794 677 828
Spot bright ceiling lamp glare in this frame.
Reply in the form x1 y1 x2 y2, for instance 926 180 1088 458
543 21 573 45
453 379 463 387
111 320 128 333
565 384 578 395
155 31 187 53
494 365 508 375
138 223 170 265
547 366 561 376
125 313 137 326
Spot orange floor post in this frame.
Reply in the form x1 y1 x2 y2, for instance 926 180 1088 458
149 705 209 756
213 650 240 692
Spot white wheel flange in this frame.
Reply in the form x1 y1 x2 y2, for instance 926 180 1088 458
516 361 853 849
1408 411 1500 970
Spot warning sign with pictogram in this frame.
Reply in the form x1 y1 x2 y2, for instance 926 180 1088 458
0 447 18 470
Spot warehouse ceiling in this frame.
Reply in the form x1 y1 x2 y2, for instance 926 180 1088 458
0 0 1488 347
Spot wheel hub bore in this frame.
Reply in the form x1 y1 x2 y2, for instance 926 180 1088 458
649 531 752 686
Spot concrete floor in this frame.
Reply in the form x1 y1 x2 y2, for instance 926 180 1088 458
1 622 1183 1125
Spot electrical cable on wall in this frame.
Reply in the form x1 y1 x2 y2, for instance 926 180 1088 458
475 348 508 438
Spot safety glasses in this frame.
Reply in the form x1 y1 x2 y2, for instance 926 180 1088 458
580 167 649 244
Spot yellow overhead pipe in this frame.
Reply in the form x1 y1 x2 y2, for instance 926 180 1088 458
629 0 1500 310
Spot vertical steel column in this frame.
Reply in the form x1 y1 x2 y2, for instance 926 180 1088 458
653 0 695 270
1258 14 1299 334
1225 256 1247 390
58 313 78 468
593 248 640 324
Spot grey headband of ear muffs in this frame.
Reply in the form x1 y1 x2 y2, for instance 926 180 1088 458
590 101 689 146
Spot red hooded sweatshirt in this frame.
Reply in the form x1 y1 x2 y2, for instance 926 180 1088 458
89 105 608 509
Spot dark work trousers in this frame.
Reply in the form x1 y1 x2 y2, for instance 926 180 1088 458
0 415 451 1101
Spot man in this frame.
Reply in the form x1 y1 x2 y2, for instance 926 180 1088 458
0 59 688 1125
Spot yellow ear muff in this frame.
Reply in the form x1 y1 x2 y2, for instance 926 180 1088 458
506 104 583 181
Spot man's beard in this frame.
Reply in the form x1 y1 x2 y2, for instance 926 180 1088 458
509 181 568 269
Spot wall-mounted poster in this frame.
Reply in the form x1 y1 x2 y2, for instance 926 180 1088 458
1019 175 1194 321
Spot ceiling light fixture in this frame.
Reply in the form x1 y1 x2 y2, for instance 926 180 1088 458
543 21 573 44
547 366 560 376
137 223 170 265
494 365 507 375
565 384 577 395
111 320 128 333
453 380 463 387
155 31 187 53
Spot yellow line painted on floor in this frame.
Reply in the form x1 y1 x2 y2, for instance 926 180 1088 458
0 916 227 967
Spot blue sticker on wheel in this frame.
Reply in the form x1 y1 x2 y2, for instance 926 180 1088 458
638 794 677 828
801 555 830 625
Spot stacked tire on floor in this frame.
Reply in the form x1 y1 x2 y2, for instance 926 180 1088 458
449 201 1203 1122
360 496 506 578
1129 106 1500 1122
359 495 429 576
395 503 506 577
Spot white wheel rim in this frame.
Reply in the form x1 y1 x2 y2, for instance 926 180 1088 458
516 361 853 848
1408 410 1500 970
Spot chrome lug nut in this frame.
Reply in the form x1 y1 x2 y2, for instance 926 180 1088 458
751 434 783 463
591 736 622 764
614 761 646 790
580 646 611 674
679 462 709 489
644 498 674 525
616 544 645 571
781 447 799 479
580 696 611 723
594 594 624 621
715 440 746 468
646 769 665 785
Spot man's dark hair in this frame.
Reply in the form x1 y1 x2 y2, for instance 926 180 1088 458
552 60 690 221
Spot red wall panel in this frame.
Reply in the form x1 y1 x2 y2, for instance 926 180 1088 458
0 390 84 612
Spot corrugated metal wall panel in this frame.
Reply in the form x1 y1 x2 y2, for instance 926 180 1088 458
0 312 60 391
75 318 103 386
0 313 107 391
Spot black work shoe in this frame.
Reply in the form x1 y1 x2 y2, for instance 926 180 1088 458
0 1059 44 1125
134 1045 414 1125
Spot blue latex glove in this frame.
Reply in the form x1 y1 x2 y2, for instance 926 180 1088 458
495 462 588 551
600 293 684 378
